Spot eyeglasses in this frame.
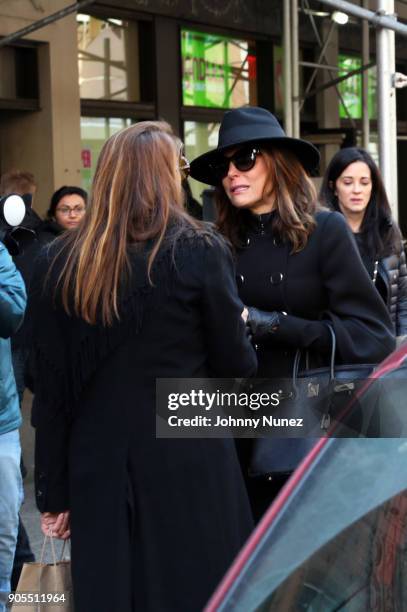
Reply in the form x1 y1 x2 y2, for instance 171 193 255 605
179 153 190 180
56 205 86 216
210 147 261 181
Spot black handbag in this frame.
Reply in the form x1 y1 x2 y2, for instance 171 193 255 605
249 325 377 477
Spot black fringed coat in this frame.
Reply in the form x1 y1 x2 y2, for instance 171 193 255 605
29 227 257 612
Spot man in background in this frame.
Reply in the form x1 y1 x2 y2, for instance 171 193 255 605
0 170 38 591
0 238 26 610
0 170 39 399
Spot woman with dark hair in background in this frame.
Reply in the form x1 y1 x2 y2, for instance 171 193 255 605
190 107 395 521
29 121 256 611
0 180 88 594
320 147 407 337
39 185 87 239
29 186 88 429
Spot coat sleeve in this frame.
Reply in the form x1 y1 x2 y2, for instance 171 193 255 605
396 247 407 336
27 250 71 513
202 237 258 377
0 242 26 339
273 212 395 364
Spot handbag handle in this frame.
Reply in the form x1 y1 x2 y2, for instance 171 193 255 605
292 323 336 390
38 535 70 595
39 535 69 565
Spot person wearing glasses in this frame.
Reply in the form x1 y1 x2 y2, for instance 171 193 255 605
26 187 88 437
190 106 395 521
40 186 87 238
320 147 407 340
29 121 256 612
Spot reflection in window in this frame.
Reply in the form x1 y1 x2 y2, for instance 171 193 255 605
184 121 220 204
261 491 407 611
80 116 133 192
77 15 140 101
338 55 377 120
181 29 256 109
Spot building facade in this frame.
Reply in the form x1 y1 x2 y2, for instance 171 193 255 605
0 0 406 228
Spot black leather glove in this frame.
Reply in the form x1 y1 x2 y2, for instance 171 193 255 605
247 307 281 342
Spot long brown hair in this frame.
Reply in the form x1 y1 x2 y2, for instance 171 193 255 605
56 121 197 325
216 146 318 251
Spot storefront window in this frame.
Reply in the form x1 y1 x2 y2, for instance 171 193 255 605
0 45 38 101
184 121 220 204
181 29 256 109
273 45 284 115
338 55 377 120
77 15 141 101
80 116 133 191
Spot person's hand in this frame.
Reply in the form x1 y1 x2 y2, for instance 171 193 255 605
41 511 70 540
241 307 254 342
247 307 281 341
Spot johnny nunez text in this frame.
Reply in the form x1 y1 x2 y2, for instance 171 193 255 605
168 415 304 428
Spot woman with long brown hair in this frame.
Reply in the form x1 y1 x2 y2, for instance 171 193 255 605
29 121 257 611
190 107 395 521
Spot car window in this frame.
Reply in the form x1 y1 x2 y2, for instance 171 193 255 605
220 437 407 611
258 489 407 611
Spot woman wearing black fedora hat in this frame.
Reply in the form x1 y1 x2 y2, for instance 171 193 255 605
190 106 396 521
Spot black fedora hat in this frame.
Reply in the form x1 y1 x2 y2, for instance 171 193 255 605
190 106 320 186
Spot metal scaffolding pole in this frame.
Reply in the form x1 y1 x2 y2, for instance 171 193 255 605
318 0 405 217
291 0 300 137
318 0 407 36
362 0 370 149
283 0 293 136
377 0 398 217
0 0 96 48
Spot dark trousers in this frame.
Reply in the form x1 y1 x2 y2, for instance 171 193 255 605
235 439 291 523
11 518 35 591
245 473 291 523
11 348 35 590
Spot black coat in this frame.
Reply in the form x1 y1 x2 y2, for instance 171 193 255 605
13 216 62 291
29 226 257 612
13 217 63 351
377 250 407 335
237 210 395 375
353 233 407 336
235 209 395 477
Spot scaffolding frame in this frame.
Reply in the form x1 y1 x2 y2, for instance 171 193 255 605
284 0 407 217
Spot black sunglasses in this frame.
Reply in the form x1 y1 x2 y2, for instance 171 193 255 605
210 147 261 181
